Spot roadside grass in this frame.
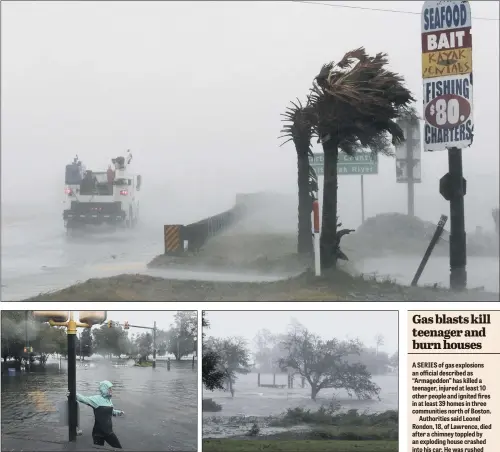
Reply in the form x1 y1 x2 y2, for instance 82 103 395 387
202 439 397 452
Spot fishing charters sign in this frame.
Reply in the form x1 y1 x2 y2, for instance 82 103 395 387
421 0 474 152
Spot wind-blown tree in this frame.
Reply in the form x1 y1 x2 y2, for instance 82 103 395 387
278 322 380 401
30 324 67 363
309 47 415 268
205 336 251 396
92 324 128 358
389 351 399 370
202 313 225 391
280 98 316 255
135 332 153 362
166 311 198 360
253 329 287 373
1 311 28 362
374 334 385 356
76 328 93 360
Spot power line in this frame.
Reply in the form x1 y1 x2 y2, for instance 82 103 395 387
292 1 499 21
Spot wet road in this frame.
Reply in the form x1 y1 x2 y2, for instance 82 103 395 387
4 206 497 300
203 372 397 438
1 358 197 451
1 212 286 301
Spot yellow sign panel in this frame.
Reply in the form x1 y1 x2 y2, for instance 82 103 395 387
422 47 472 79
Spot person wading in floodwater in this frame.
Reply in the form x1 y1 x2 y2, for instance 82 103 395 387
76 380 125 448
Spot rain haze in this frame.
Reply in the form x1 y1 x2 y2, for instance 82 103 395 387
2 1 499 299
203 310 398 440
204 310 398 354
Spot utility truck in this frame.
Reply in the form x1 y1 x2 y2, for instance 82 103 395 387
63 151 141 232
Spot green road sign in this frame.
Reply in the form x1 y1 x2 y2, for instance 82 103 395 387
309 152 378 175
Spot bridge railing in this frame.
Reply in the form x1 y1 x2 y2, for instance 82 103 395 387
163 203 246 255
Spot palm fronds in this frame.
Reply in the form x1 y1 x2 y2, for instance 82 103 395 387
309 47 415 155
279 98 316 149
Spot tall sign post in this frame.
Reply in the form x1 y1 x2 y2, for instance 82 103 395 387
395 118 422 217
421 0 473 291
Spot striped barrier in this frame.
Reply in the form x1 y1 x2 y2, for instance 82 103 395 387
162 202 246 255
164 224 183 255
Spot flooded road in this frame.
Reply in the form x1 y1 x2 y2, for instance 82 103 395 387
203 372 397 438
1 358 197 451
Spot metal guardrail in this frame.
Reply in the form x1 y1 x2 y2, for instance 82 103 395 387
163 204 246 255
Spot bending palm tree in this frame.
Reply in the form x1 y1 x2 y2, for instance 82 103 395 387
280 99 316 255
309 47 415 269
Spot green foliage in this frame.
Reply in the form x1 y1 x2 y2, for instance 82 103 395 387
202 313 225 391
76 328 93 359
254 323 392 377
270 406 398 428
307 47 415 268
91 312 197 361
92 323 129 358
1 311 66 364
205 336 251 387
203 439 398 452
2 311 197 365
247 423 260 436
278 322 381 400
389 351 398 369
202 398 222 412
165 311 197 361
136 332 153 361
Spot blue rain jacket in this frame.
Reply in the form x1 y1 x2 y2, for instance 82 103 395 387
77 380 123 437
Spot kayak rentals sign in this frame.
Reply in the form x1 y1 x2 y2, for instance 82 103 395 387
421 0 474 152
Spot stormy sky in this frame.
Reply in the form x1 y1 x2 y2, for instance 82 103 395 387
2 1 498 231
204 310 398 354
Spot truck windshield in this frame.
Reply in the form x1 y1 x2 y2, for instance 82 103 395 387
65 164 82 185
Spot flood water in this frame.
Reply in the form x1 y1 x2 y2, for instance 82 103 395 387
1 358 197 451
353 255 499 293
1 217 288 301
203 372 397 438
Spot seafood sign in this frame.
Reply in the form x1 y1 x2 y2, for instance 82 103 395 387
421 0 474 152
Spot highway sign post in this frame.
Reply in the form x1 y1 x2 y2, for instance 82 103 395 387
309 151 378 224
422 0 472 291
395 119 422 217
309 152 378 176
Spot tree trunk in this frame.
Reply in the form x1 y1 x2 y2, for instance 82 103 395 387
296 143 313 255
310 384 320 401
320 137 339 269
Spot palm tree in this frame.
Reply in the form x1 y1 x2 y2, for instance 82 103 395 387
279 99 316 255
309 47 415 269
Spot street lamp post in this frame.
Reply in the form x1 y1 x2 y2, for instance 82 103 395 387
153 321 157 369
67 313 78 441
32 310 106 443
